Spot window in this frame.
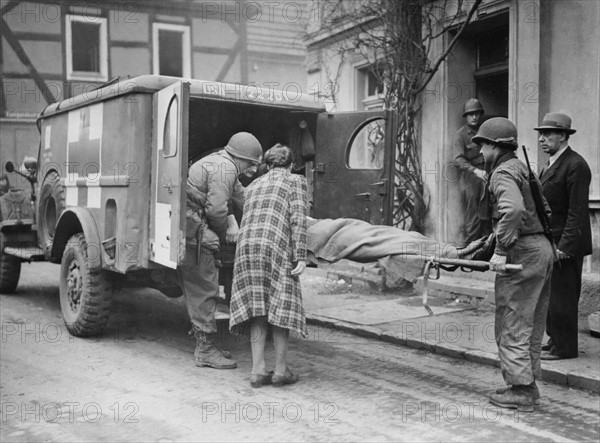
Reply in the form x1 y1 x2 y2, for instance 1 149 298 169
347 118 386 169
163 95 179 158
65 14 108 81
153 23 191 78
356 65 385 110
477 26 509 69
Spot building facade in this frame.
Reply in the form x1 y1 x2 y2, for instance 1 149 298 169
1 0 308 166
305 0 599 272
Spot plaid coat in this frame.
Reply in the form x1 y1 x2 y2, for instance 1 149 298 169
229 168 308 337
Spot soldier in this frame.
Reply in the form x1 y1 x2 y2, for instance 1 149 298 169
472 118 554 411
179 132 263 369
535 113 592 360
453 98 492 244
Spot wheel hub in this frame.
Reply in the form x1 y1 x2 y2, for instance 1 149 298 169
66 260 82 312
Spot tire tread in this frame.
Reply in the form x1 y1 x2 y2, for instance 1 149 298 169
61 233 113 337
0 252 21 293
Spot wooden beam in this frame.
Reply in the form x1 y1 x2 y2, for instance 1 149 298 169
215 38 242 82
0 17 57 103
238 5 248 84
1 1 19 16
192 46 234 55
11 31 61 41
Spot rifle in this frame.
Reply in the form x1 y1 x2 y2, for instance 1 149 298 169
521 145 559 262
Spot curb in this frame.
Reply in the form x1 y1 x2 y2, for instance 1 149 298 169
306 314 600 394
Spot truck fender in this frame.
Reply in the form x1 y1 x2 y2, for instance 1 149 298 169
50 207 102 269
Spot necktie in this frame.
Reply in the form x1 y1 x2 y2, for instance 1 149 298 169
539 159 550 179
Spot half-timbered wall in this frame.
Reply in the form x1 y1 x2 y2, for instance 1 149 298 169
1 0 308 166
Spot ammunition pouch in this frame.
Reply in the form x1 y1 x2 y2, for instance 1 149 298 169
185 207 206 246
185 207 221 265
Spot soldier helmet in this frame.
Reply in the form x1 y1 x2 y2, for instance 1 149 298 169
463 98 484 117
472 117 518 150
224 132 263 164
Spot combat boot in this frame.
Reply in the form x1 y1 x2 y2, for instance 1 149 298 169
489 384 536 412
188 328 232 359
193 330 237 369
495 382 540 405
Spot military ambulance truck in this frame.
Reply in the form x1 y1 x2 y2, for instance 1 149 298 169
0 75 395 337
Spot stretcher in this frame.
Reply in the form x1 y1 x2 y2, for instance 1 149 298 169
306 218 522 315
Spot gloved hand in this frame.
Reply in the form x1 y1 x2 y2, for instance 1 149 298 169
226 214 239 244
489 253 507 272
474 168 487 180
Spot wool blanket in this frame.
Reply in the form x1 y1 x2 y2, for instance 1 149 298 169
306 218 472 284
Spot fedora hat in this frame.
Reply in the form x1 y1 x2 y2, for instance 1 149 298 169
534 112 576 134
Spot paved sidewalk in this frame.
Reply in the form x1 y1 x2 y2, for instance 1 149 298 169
301 263 600 394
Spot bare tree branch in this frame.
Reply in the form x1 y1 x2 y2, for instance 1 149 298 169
416 0 482 94
310 0 481 231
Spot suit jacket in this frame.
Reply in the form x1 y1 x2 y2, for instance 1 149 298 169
541 146 592 257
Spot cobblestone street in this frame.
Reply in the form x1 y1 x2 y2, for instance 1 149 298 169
1 263 598 442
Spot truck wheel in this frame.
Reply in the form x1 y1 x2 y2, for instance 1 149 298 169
0 249 21 293
59 233 113 337
38 172 65 254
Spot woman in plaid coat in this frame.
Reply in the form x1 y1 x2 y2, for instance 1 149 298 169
229 144 308 388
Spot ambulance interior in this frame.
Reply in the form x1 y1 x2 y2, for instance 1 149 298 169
187 98 319 173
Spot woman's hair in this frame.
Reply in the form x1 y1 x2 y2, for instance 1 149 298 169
264 143 293 168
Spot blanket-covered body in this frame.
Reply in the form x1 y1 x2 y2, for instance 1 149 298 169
306 218 472 284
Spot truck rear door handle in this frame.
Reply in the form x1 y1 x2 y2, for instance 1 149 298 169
354 192 371 200
163 179 176 194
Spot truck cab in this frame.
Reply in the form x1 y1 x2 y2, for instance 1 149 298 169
0 75 396 336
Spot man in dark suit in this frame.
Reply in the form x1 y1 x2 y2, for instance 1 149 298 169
536 112 592 360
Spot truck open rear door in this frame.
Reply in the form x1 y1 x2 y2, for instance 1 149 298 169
312 110 396 225
151 81 189 268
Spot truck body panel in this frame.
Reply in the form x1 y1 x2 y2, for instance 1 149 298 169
1 75 397 334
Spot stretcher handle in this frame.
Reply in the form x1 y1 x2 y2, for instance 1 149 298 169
422 256 523 272
422 257 523 317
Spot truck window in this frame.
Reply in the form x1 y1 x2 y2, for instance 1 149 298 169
347 118 385 170
163 95 179 158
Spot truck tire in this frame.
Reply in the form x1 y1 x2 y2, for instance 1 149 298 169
59 233 113 337
38 172 65 254
0 249 21 293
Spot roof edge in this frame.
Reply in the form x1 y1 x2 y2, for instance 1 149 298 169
39 75 325 119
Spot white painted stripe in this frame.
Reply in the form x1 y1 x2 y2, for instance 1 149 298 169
87 187 101 209
85 174 101 185
89 104 103 139
66 187 78 206
67 109 80 143
65 172 79 187
44 125 51 150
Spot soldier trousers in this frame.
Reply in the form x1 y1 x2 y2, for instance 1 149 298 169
460 174 491 244
177 245 219 334
494 234 553 386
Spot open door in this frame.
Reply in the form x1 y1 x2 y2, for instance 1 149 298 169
312 110 396 225
151 81 189 268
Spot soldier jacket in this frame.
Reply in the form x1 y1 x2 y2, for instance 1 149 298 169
186 150 244 242
541 147 592 257
453 124 485 172
488 156 550 255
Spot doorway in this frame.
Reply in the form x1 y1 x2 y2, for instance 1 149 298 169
444 11 509 245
